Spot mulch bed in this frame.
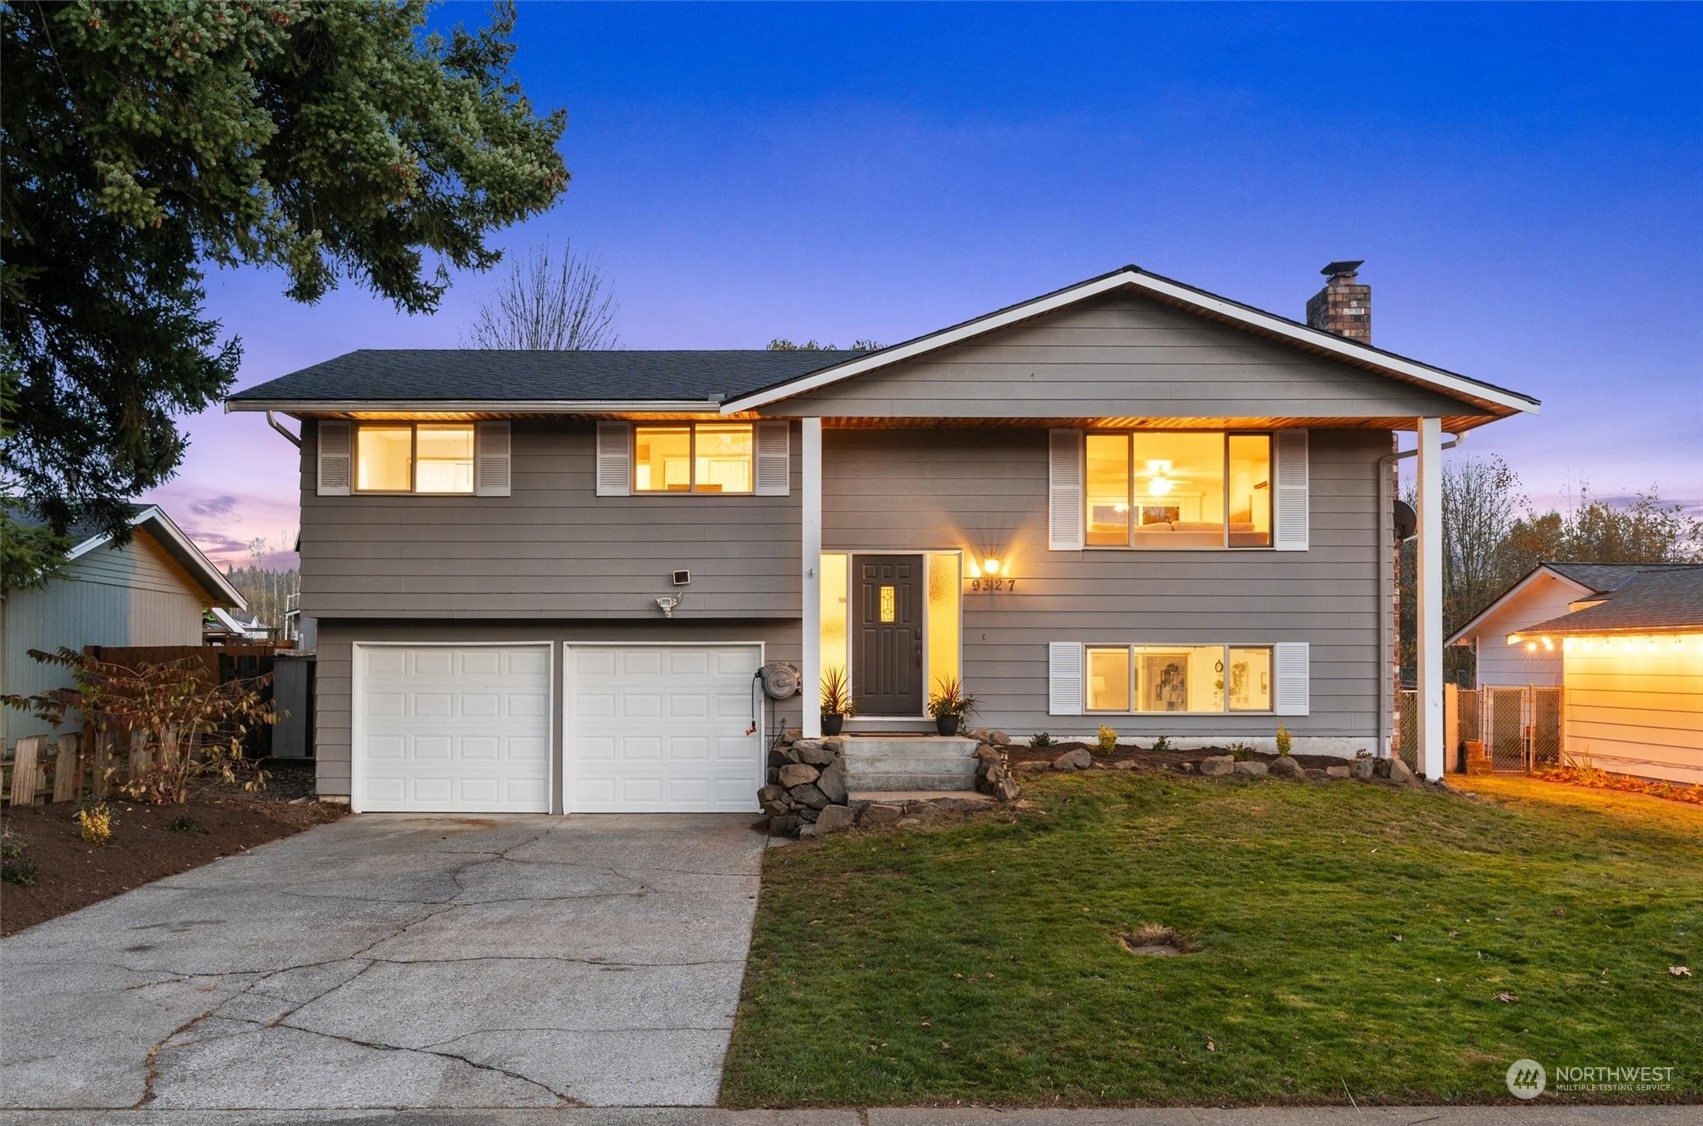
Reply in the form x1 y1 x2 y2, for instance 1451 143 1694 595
1003 740 1347 771
0 763 347 936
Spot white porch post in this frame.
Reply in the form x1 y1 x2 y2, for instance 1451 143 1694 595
801 418 823 738
1416 417 1445 779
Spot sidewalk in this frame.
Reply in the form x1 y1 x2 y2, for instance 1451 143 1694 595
1 1104 1692 1125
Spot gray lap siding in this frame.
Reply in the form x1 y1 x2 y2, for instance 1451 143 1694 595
822 427 1391 742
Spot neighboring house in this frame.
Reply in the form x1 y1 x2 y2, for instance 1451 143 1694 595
1456 564 1703 785
227 261 1540 814
2 505 247 740
205 607 274 644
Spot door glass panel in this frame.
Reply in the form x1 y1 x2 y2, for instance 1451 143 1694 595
1228 435 1272 547
925 554 961 699
1228 646 1272 711
415 424 475 494
1130 433 1225 546
634 426 691 492
820 553 849 692
1085 433 1131 546
693 423 754 493
1086 647 1132 711
879 586 896 622
356 425 412 492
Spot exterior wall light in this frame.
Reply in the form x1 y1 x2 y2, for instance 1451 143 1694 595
985 558 1001 576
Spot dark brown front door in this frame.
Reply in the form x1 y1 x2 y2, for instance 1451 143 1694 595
854 554 923 716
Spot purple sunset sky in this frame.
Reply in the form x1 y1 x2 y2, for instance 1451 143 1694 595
143 3 1702 567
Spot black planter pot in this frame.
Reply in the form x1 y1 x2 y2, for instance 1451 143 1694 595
821 714 845 736
935 714 961 736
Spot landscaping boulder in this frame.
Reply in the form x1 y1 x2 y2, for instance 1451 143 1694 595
823 736 848 755
771 813 801 837
1387 756 1417 784
858 802 905 828
792 739 832 766
1015 760 1051 774
1268 756 1304 779
1351 757 1376 780
1233 760 1269 777
974 744 1002 761
1326 764 1352 779
1053 748 1094 771
1198 754 1235 776
933 794 993 813
790 783 830 811
967 728 991 743
1111 760 1137 771
777 763 820 788
986 730 1010 746
814 804 857 834
994 774 1022 802
760 799 789 817
816 758 849 803
768 745 796 767
758 783 787 804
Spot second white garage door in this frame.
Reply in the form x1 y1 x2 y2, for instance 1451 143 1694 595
566 644 763 813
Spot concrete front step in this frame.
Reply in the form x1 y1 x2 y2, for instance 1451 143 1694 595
841 771 979 792
837 736 980 759
848 790 995 811
843 755 979 777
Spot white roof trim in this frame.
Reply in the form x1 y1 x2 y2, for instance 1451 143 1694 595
1446 566 1591 647
719 267 1543 416
66 506 248 611
226 398 723 415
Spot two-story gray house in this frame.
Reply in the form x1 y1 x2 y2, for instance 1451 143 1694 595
228 262 1539 814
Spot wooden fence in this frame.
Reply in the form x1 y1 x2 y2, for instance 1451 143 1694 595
1 731 155 807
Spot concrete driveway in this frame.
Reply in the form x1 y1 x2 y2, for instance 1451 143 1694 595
0 814 766 1111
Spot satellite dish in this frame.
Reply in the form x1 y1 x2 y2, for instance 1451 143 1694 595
759 662 801 700
1393 499 1417 541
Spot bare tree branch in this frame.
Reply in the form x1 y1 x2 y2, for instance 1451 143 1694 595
461 242 619 350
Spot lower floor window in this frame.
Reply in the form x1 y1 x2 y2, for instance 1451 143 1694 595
1086 644 1273 714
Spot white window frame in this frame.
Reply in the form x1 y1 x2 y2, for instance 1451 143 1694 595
1082 429 1274 551
1082 643 1278 715
632 421 756 495
352 421 477 496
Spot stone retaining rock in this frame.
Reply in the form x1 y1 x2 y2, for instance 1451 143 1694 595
1232 760 1269 777
1053 748 1094 771
1326 764 1352 778
814 804 856 834
1198 754 1235 776
1268 756 1304 779
859 802 905 828
817 758 849 803
1351 757 1376 780
777 762 820 788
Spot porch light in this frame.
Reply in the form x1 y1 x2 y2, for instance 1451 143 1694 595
984 558 1001 576
1541 637 1554 651
1526 642 1537 652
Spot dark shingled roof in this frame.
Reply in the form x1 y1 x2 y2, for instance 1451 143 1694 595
1545 562 1699 595
1525 565 1703 635
228 350 869 405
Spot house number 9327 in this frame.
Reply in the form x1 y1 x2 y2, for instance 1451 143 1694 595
968 578 1017 592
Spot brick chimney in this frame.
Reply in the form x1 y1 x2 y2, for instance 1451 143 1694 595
1306 260 1371 344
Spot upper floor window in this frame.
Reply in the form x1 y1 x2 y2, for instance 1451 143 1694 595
1085 431 1271 548
355 423 475 494
634 422 754 493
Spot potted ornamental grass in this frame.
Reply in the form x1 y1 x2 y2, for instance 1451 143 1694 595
820 666 854 736
927 676 977 736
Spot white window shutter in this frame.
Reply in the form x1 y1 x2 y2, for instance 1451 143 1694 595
596 422 631 497
1274 643 1310 716
317 420 351 496
1048 429 1084 550
1048 643 1084 716
754 421 790 496
1273 429 1309 551
475 421 511 497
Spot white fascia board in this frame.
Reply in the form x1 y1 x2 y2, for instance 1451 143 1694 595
225 398 722 415
67 505 248 611
720 268 1542 417
1445 566 1591 647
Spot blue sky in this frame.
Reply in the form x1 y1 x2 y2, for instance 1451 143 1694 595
158 1 1702 564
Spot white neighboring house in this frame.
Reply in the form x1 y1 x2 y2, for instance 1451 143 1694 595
2 504 246 740
1451 562 1703 785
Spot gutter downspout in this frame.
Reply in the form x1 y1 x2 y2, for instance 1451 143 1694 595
266 411 302 448
1378 432 1463 758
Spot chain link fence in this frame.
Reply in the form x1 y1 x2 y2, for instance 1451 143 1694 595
1396 685 1562 773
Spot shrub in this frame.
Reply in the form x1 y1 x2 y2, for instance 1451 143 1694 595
3 647 279 804
1275 724 1293 756
927 676 978 720
1231 744 1255 762
168 816 208 834
1029 732 1053 749
1095 724 1119 754
819 666 855 719
75 803 114 846
1151 735 1172 753
0 832 36 886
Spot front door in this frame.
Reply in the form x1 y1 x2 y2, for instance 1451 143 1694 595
854 554 924 716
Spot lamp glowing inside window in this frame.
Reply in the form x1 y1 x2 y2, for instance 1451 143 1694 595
879 585 896 623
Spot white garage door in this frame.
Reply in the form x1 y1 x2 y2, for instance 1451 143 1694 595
356 644 551 813
566 644 762 813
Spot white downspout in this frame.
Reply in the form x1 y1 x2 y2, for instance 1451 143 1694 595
801 418 823 739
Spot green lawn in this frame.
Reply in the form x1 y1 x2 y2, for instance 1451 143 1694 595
723 772 1702 1107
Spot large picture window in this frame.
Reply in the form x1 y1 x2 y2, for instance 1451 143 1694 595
1085 432 1271 548
355 423 474 494
1085 644 1274 714
634 423 754 493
